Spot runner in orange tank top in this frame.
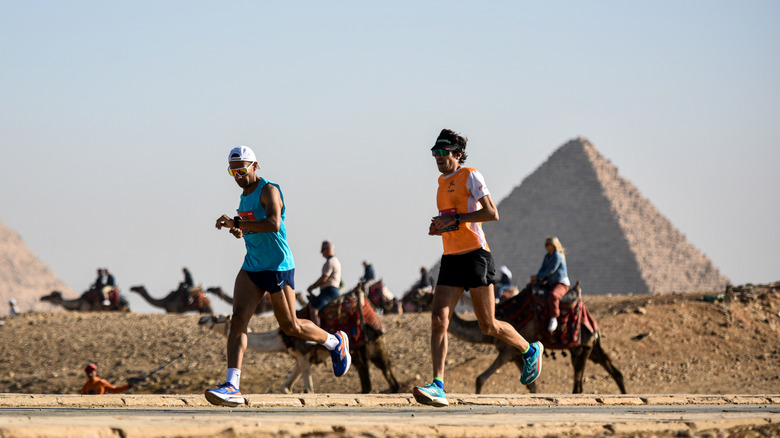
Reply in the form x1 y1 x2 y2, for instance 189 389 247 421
413 129 544 408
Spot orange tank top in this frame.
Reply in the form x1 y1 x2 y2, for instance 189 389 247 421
436 166 491 255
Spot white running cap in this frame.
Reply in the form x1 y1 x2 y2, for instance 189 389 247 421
228 145 257 163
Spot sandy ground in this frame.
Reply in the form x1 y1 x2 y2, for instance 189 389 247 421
1 282 778 399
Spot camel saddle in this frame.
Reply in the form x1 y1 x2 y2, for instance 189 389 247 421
366 280 385 308
83 286 120 306
181 286 206 308
496 284 598 349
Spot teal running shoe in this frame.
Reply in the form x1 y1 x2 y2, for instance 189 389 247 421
413 382 448 407
520 341 543 385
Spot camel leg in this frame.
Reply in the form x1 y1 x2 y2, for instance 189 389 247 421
282 350 307 394
354 346 372 394
588 342 627 394
368 338 400 393
511 355 538 393
569 346 592 394
300 352 315 393
282 365 302 394
476 347 514 394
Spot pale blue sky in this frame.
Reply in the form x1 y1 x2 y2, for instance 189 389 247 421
1 1 778 313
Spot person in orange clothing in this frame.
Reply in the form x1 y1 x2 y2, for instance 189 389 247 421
412 129 543 408
81 363 133 395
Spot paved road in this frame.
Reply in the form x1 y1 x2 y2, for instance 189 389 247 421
1 394 778 437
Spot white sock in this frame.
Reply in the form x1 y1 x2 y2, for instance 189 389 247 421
548 318 558 332
322 333 339 351
226 368 241 388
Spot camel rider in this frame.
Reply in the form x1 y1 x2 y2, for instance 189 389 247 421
180 267 198 305
81 363 133 395
181 267 194 289
531 236 570 333
496 265 512 300
92 268 116 306
361 260 375 284
416 267 434 292
306 240 342 326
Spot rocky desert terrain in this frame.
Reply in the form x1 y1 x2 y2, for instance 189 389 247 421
1 282 778 398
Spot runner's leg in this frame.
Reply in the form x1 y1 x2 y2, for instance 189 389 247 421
430 284 465 380
228 270 264 370
271 284 328 344
470 284 530 352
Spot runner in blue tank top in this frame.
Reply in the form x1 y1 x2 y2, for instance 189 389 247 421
205 145 351 407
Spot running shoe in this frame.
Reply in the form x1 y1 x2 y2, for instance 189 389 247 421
413 382 448 407
204 382 244 407
520 341 544 385
331 331 351 377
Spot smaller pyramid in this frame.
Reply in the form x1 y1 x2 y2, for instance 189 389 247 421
484 137 729 295
0 219 74 314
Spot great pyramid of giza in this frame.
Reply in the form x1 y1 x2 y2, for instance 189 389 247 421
481 137 729 295
0 219 74 314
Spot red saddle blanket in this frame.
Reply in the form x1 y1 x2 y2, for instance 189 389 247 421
283 293 386 348
496 286 597 349
180 287 206 308
366 280 385 307
319 293 386 347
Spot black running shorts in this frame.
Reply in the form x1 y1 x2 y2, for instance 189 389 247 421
437 248 496 289
244 269 295 293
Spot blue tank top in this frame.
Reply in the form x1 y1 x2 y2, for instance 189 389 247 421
236 178 295 272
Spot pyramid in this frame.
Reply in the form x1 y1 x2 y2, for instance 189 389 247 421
481 137 729 295
0 219 74 314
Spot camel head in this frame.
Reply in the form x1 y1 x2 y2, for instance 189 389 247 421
198 314 231 337
40 291 63 302
205 287 225 297
129 285 146 294
570 280 582 299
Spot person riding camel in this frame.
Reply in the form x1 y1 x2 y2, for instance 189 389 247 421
181 267 194 289
496 265 513 301
179 267 199 305
530 236 571 333
417 267 434 292
91 268 117 306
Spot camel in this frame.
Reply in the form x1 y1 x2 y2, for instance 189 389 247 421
400 287 435 313
129 285 213 314
205 287 272 315
364 279 402 314
448 282 626 394
40 289 130 312
199 288 400 394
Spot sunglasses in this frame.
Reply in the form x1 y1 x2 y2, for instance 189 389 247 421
431 149 452 157
227 165 252 177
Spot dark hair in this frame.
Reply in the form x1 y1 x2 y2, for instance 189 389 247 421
436 129 468 164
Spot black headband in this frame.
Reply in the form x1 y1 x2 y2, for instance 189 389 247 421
432 138 460 150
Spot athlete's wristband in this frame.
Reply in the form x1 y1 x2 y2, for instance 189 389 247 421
233 216 241 229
